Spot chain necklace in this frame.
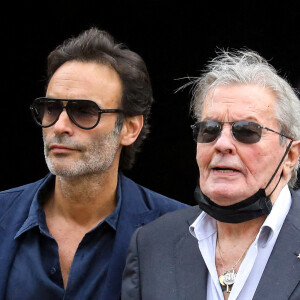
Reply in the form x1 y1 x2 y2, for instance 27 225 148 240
217 234 255 293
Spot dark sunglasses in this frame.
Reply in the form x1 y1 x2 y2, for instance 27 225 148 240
30 97 123 130
191 120 292 144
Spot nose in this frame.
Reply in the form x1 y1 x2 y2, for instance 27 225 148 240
52 109 74 136
214 124 237 154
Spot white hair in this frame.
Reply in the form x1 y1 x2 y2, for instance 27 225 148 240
190 49 300 187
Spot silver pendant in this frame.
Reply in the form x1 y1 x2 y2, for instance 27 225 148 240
223 269 236 285
219 273 233 293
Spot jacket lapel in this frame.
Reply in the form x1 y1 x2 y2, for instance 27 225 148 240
175 210 208 300
254 190 300 299
102 174 161 300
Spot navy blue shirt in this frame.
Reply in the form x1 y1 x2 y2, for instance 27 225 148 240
6 175 122 300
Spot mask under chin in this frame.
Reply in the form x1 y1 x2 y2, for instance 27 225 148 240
194 140 292 223
194 186 272 223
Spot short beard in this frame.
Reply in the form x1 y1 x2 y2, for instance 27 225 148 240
44 120 123 178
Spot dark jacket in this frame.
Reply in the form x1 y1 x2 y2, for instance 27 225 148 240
0 173 187 300
122 189 300 300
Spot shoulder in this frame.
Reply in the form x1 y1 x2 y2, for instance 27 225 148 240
290 188 300 203
120 173 189 213
136 205 200 241
0 174 51 214
289 188 300 216
0 175 50 196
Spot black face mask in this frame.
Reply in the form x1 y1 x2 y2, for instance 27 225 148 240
194 140 293 223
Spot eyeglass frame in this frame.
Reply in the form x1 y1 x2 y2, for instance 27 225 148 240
190 120 293 144
30 97 124 130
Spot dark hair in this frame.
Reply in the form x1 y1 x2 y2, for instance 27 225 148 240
47 27 153 170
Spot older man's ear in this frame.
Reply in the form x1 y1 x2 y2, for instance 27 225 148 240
282 140 300 179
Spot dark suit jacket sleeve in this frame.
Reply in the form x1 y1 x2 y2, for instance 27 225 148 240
122 228 141 300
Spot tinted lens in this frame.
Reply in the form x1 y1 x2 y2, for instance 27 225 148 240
67 100 100 129
232 121 262 144
31 99 62 127
194 121 222 143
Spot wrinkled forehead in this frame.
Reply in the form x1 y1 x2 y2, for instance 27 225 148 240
199 84 278 123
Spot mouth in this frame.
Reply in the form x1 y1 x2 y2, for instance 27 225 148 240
213 167 240 173
48 144 77 153
50 144 73 149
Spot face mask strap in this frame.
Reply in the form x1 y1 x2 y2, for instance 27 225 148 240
194 137 293 224
265 139 293 196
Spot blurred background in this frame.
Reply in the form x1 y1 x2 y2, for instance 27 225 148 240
1 1 299 205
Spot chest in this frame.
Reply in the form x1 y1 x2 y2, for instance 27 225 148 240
6 225 115 299
52 229 85 287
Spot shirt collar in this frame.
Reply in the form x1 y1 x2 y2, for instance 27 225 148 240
104 173 122 230
15 173 123 238
189 184 291 246
15 175 55 239
257 184 291 247
189 210 217 241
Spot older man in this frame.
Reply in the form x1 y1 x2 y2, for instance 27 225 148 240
122 50 300 300
0 28 186 299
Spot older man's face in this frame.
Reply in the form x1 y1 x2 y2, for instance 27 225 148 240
196 84 288 206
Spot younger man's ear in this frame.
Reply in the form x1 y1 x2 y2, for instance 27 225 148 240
120 115 143 146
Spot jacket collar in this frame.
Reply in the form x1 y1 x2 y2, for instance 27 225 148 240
0 173 161 299
102 172 162 300
253 188 300 299
176 191 300 300
175 206 208 300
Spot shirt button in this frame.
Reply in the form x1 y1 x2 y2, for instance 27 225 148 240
50 267 57 275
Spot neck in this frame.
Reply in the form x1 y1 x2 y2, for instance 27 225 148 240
44 168 119 228
267 177 288 205
217 215 265 242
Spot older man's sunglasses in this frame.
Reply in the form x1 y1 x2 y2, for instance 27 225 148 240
30 97 123 130
191 120 291 144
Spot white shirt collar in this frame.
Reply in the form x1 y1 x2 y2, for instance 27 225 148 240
257 184 291 247
189 185 292 246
